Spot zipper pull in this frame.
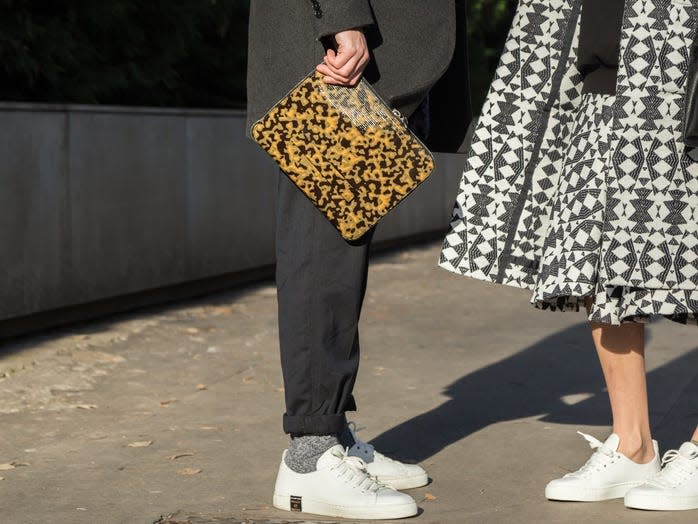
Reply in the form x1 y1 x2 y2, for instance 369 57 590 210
392 108 408 126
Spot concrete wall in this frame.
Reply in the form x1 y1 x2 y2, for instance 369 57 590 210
0 103 463 328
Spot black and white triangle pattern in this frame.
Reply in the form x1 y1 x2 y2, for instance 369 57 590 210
592 0 698 324
440 0 583 288
441 0 698 325
533 94 612 310
602 0 698 294
532 93 698 325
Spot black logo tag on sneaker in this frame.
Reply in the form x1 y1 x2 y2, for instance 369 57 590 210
290 495 302 512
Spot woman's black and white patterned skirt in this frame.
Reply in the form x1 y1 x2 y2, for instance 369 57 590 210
533 94 698 325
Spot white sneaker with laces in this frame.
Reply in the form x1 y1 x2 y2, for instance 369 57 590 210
273 445 418 520
545 432 660 502
624 441 698 511
347 422 429 490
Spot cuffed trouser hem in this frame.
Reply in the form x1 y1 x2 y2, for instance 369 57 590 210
283 413 348 436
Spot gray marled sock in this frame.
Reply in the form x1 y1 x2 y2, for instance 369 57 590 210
285 435 339 473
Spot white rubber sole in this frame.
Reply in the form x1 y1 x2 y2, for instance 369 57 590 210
545 481 643 502
625 491 698 511
378 472 429 490
273 493 418 520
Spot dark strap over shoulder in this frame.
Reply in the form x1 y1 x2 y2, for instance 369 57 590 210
684 36 698 148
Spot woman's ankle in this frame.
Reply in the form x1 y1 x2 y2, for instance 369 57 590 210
616 431 655 464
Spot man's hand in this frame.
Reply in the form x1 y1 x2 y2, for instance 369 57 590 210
317 30 369 86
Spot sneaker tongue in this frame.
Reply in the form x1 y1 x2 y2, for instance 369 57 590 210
678 441 698 457
603 433 621 451
316 445 346 470
347 441 375 463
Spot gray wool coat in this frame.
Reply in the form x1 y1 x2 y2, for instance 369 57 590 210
246 0 471 152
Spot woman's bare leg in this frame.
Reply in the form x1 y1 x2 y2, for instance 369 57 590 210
692 426 698 442
589 320 655 463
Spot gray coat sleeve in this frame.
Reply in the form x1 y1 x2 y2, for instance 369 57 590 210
311 0 375 39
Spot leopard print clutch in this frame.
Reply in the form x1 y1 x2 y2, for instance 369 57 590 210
252 71 435 241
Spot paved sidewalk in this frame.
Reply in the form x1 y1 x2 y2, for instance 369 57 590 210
2 242 698 524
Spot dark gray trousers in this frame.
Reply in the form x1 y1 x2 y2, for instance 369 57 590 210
276 173 373 436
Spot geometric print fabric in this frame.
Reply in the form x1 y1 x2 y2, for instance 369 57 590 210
533 94 612 313
440 0 698 325
603 0 698 292
440 0 584 288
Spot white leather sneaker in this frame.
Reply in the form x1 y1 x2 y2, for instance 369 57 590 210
624 441 698 511
545 432 660 502
273 445 418 520
347 422 429 490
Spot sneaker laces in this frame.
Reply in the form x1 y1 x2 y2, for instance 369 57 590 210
348 421 367 447
566 432 619 478
330 448 383 492
649 448 698 488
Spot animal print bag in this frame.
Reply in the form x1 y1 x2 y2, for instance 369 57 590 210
251 70 435 241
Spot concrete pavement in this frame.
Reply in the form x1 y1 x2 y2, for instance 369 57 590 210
1 242 697 523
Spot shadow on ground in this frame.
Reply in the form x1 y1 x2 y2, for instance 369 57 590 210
370 323 698 463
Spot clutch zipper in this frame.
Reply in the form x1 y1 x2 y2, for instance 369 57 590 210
392 108 408 126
